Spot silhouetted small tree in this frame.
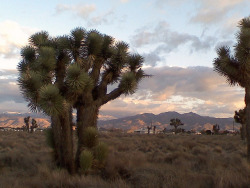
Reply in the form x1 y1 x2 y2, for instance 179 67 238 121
170 118 184 134
31 118 38 133
24 116 30 132
147 125 152 134
153 125 156 134
213 124 220 134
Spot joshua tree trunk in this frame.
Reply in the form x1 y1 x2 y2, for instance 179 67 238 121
51 109 75 174
174 126 177 134
60 109 75 174
75 102 99 169
51 116 63 167
240 124 247 140
245 87 250 162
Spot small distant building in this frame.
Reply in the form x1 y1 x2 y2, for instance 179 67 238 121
134 128 147 134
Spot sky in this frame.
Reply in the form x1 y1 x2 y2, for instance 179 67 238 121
0 0 249 119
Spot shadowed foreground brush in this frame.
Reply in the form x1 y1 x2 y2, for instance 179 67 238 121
0 131 249 188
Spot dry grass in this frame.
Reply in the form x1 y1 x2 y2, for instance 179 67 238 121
0 131 249 188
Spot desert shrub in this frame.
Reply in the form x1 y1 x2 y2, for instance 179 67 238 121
80 150 93 174
82 127 98 149
0 132 249 188
102 148 131 180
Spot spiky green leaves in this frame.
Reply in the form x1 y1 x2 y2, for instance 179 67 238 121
70 27 86 49
18 71 43 105
66 64 93 97
56 36 71 51
235 16 250 65
87 30 103 56
213 17 250 88
214 47 241 86
80 150 93 174
39 84 64 116
128 54 144 71
29 31 50 47
119 72 137 95
82 127 98 148
93 142 108 164
37 47 56 71
21 46 36 62
101 35 114 59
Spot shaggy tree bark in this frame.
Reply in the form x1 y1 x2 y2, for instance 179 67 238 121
75 88 123 169
245 87 250 162
51 111 75 174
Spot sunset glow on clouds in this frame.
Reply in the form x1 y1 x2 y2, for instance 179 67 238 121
0 0 249 118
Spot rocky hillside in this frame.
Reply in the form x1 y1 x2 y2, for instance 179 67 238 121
0 112 50 128
0 111 240 132
98 111 240 132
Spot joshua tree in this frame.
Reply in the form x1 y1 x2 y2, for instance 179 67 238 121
18 28 148 172
24 116 30 132
234 108 246 140
212 124 220 134
153 125 156 134
147 125 152 134
170 118 184 134
18 31 76 173
30 118 38 133
213 16 250 161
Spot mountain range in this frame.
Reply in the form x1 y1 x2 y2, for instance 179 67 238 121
0 112 50 128
98 111 240 132
0 111 240 132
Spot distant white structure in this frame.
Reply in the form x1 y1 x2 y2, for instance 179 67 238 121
134 128 147 134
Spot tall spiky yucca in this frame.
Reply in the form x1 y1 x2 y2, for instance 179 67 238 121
66 29 149 169
18 31 76 173
213 16 250 161
18 28 149 172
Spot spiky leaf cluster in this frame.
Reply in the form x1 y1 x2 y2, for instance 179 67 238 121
170 118 184 127
39 84 64 116
213 16 250 87
18 27 148 117
119 72 137 95
66 64 91 96
82 127 98 148
234 108 246 125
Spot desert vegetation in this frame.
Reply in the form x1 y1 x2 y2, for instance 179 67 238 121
213 16 250 161
17 28 148 173
0 131 249 188
2 15 247 188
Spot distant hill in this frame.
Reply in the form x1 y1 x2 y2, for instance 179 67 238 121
0 111 240 132
0 112 50 128
98 111 240 132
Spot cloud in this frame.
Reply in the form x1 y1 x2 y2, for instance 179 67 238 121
120 0 130 3
190 0 248 24
0 67 244 118
0 20 37 59
0 70 23 103
55 3 116 26
131 21 217 54
142 52 162 66
56 4 96 19
101 66 244 118
87 10 115 26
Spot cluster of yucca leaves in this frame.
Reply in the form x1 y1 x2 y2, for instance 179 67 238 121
79 127 108 174
213 16 250 162
17 28 148 173
234 108 247 140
